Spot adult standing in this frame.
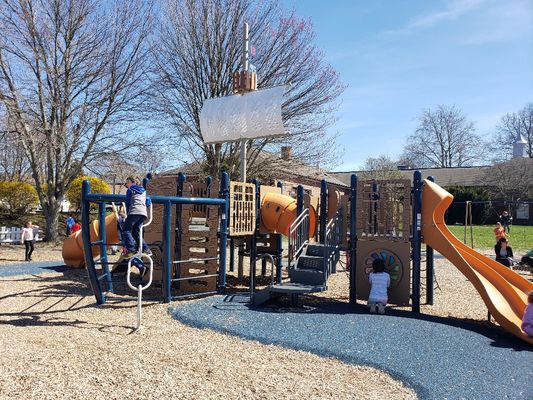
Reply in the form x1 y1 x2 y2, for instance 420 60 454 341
499 210 512 233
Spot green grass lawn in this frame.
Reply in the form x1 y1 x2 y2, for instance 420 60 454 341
447 224 532 251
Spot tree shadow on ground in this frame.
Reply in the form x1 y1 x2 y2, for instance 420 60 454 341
0 269 162 335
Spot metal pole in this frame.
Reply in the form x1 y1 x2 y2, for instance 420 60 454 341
250 178 260 293
349 174 357 304
276 180 284 284
319 180 327 243
412 171 422 313
239 22 250 183
98 202 113 293
426 176 435 305
297 185 304 216
162 201 172 303
218 172 229 294
81 180 105 305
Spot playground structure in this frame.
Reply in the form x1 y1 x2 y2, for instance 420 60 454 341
62 169 533 343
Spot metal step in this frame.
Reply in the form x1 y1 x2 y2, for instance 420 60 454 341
304 243 325 257
289 268 327 286
296 255 323 271
252 283 326 306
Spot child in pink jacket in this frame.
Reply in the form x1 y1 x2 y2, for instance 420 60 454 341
522 291 533 336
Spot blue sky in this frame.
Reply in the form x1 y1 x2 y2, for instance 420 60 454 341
283 0 533 171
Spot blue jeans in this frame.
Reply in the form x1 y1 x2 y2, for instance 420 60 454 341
122 214 149 253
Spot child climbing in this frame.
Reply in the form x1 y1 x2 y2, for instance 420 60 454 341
522 291 533 337
368 258 390 314
123 176 152 257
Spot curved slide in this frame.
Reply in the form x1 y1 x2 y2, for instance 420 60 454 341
422 179 533 344
62 214 120 268
260 192 317 237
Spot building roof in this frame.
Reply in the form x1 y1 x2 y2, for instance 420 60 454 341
159 152 348 187
330 166 494 187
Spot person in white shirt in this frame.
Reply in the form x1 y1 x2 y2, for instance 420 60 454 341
368 258 390 314
21 221 39 261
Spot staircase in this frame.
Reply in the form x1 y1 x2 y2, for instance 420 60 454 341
252 207 344 306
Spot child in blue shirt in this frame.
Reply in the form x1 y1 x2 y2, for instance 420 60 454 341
368 258 390 314
123 176 152 257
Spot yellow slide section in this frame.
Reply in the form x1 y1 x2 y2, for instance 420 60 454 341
62 214 120 268
422 179 533 344
260 192 317 237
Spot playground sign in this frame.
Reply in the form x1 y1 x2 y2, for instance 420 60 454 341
199 85 286 144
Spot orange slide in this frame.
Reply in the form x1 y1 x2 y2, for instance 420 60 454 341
260 192 317 237
62 214 120 268
422 179 533 344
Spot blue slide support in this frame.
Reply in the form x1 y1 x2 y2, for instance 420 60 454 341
97 202 113 293
349 174 357 304
218 172 229 294
411 171 422 313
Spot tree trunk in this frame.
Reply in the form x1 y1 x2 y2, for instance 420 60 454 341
44 201 60 242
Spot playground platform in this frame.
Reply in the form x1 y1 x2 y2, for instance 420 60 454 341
171 294 533 400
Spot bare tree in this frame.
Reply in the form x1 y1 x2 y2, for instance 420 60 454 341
152 0 345 178
0 0 154 240
401 105 485 168
0 111 33 181
482 158 533 206
358 155 404 181
490 103 533 161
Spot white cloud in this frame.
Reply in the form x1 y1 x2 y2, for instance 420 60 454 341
381 0 488 36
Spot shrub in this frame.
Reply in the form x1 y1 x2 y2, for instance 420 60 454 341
0 180 39 216
67 176 110 211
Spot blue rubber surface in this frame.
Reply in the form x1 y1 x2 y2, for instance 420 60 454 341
0 261 67 277
171 294 533 400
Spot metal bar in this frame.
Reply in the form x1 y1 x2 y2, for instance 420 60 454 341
162 201 172 303
350 174 357 303
319 180 327 243
84 192 226 206
218 172 229 294
98 203 113 293
173 257 219 264
412 171 422 313
249 178 260 293
276 181 284 284
171 274 219 282
81 180 105 305
426 175 435 305
229 238 235 272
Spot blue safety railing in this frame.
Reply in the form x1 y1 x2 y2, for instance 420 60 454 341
81 173 229 305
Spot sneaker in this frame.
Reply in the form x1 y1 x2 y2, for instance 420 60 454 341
377 303 386 315
369 304 377 314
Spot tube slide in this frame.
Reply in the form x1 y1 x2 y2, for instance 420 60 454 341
260 192 317 237
62 214 120 268
422 179 533 344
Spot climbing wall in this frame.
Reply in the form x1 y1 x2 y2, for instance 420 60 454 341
143 175 178 281
176 181 220 294
355 179 412 305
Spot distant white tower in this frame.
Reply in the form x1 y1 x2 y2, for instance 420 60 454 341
512 132 528 158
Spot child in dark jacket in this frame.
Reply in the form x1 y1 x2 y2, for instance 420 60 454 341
123 176 152 257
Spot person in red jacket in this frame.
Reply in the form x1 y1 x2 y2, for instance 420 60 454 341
71 220 81 233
